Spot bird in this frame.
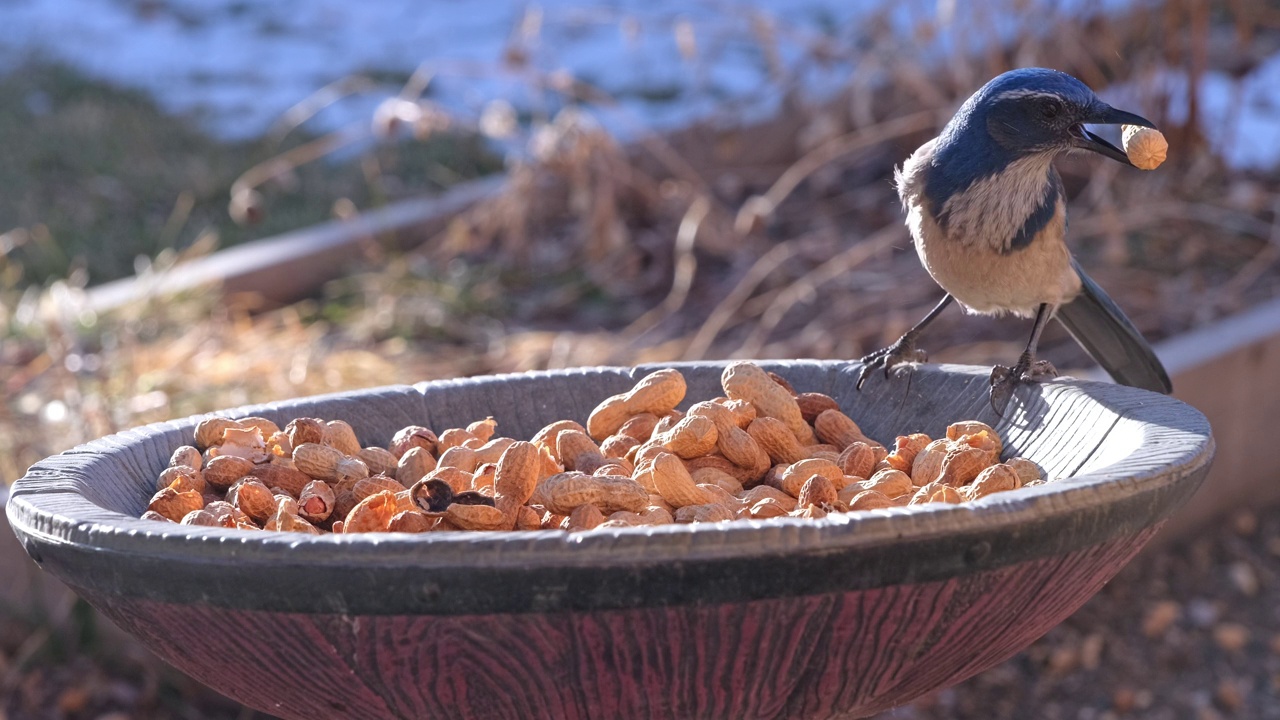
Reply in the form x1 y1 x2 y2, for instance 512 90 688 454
855 67 1172 414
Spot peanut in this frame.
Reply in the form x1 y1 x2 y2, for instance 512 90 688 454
445 503 506 531
846 490 894 511
797 474 838 509
396 446 437 486
389 425 439 458
529 472 649 515
1122 125 1167 170
813 409 866 449
285 418 326 448
796 392 840 424
194 417 241 450
586 369 687 440
156 465 205 495
298 480 335 523
968 464 1021 499
322 420 362 456
344 490 398 533
722 363 817 445
884 433 931 474
565 504 606 531
246 463 312 498
837 441 879 480
647 452 714 508
748 417 807 465
778 458 843 498
494 441 540 526
148 487 205 522
358 446 398 476
389 510 435 533
650 414 718 459
226 479 274 523
675 503 735 523
617 413 661 441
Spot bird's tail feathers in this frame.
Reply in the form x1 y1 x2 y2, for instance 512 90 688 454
1056 261 1172 394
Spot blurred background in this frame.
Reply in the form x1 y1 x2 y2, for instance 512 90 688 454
2 0 1279 717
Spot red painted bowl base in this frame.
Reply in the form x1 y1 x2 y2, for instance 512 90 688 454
85 525 1159 720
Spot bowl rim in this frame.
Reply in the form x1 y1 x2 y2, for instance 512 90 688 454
6 361 1215 613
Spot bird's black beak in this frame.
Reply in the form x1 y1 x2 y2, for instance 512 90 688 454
1069 104 1157 167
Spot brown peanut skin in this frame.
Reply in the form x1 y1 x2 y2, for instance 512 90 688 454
227 479 275 523
203 455 255 492
647 453 713 509
285 418 326 448
747 417 807 465
388 425 438 458
556 430 607 472
795 393 840 424
586 369 687 440
652 415 718 459
530 472 649 515
494 441 541 529
388 510 435 533
322 420 362 457
796 474 838 509
616 413 660 442
156 465 206 495
396 446 437 486
883 434 931 474
247 464 312 498
813 409 866 449
837 442 879 480
344 490 398 533
358 447 398 476
148 487 205 522
722 362 817 445
778 459 843 498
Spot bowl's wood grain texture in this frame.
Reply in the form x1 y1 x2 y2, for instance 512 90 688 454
7 362 1214 720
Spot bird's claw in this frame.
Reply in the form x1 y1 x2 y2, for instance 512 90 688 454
988 358 1058 415
856 338 929 390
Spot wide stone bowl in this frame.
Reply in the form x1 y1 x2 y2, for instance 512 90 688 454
7 361 1213 720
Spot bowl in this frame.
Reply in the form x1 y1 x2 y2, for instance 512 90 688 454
7 361 1214 719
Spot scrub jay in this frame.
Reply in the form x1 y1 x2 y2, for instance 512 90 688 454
856 68 1172 413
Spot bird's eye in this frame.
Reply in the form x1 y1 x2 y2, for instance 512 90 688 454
1040 99 1062 119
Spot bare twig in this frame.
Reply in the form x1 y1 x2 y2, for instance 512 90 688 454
735 110 941 233
737 224 906 357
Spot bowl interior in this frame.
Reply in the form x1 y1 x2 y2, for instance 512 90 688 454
7 360 1214 618
54 361 1153 519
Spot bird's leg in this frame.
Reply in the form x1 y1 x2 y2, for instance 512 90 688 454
856 295 954 390
989 303 1059 414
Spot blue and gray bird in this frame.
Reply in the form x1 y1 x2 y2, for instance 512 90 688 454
856 67 1173 412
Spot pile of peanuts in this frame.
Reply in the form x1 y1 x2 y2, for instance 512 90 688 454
141 362 1046 534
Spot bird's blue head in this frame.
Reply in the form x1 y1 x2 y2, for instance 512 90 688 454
938 67 1156 166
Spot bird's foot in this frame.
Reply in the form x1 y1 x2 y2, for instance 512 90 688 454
989 355 1058 415
856 336 929 390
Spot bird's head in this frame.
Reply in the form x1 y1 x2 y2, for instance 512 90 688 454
939 68 1156 166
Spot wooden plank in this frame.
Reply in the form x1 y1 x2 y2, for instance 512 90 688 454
80 175 506 312
1144 296 1280 544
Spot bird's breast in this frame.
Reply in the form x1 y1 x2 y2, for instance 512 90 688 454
907 193 1081 317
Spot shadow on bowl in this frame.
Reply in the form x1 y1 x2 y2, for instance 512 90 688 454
6 361 1213 719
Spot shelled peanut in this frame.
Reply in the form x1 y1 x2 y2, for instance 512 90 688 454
141 362 1047 533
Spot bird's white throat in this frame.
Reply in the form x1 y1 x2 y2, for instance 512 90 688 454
935 153 1057 253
